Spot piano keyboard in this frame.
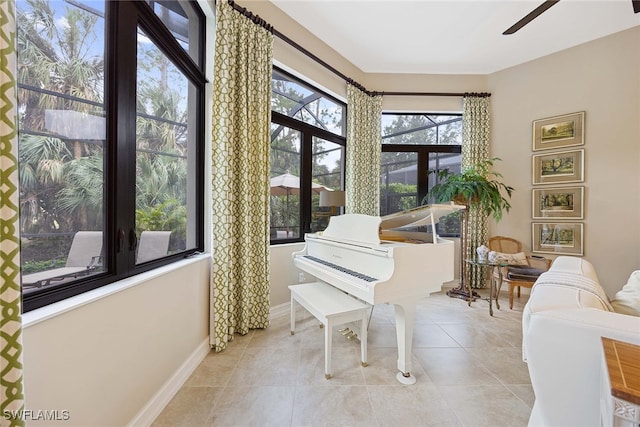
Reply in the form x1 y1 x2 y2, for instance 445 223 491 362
303 255 378 282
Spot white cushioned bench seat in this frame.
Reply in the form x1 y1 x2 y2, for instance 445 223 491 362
289 281 370 379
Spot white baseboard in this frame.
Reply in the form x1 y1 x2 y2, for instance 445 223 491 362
127 305 298 426
270 301 290 320
127 337 210 427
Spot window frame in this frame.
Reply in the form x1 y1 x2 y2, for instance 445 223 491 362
21 0 206 312
381 144 462 204
380 112 462 213
270 67 347 244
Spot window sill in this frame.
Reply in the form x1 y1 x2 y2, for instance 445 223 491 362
270 241 305 247
22 253 211 328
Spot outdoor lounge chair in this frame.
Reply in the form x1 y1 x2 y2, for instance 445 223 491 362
136 231 171 264
21 231 103 288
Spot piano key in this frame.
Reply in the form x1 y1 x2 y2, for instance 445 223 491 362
303 255 378 282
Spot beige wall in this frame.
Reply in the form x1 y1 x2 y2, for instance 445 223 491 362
22 257 211 427
488 26 640 297
366 72 485 112
269 242 306 307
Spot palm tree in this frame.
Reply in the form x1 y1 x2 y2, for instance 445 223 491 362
18 0 104 156
135 42 190 248
17 0 104 232
19 135 72 233
57 155 104 230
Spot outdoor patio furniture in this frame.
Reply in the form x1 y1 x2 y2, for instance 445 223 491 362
21 231 103 288
136 231 172 264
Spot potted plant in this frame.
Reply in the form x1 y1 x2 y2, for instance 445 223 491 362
425 157 514 300
426 157 514 220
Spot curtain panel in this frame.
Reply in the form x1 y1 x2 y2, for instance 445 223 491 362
0 1 25 425
345 84 382 216
210 0 273 351
462 95 491 289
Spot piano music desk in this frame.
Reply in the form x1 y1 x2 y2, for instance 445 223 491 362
289 282 371 379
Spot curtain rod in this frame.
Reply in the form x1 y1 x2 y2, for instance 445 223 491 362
225 0 490 99
382 92 491 98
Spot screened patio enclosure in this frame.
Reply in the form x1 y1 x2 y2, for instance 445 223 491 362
270 68 346 241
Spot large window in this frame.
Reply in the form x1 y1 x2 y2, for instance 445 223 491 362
270 68 346 243
380 113 462 233
17 0 205 311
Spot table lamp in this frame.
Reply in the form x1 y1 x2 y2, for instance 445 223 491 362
319 190 345 216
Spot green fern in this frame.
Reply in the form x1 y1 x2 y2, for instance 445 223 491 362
426 157 514 222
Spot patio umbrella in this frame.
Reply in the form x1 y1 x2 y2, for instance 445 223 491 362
270 172 332 232
269 172 331 196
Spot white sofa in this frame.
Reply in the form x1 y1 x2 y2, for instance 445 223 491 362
522 256 640 427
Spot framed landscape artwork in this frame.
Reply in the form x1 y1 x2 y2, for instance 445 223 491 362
532 186 584 220
532 111 585 151
532 222 584 256
532 149 584 185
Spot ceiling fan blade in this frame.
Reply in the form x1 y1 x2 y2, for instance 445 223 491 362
503 0 561 35
633 0 640 13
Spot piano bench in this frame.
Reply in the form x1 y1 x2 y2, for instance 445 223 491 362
289 281 371 379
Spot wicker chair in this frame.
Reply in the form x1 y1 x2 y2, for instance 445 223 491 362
488 236 552 309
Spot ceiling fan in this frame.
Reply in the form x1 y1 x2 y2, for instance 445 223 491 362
503 0 640 35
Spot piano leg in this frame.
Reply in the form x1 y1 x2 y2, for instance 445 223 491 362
393 301 417 385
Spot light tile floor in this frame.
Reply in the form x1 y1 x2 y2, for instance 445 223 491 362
152 287 534 427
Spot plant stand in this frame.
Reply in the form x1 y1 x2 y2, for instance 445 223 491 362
446 204 479 301
447 286 480 301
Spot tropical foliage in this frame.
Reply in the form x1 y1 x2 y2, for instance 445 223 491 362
426 157 514 222
382 114 462 146
271 71 343 190
270 71 345 235
380 114 462 171
380 114 462 217
17 0 187 269
17 0 105 235
379 182 417 215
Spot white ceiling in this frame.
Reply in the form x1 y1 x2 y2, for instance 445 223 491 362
270 0 640 74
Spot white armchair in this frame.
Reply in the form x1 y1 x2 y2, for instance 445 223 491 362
522 256 640 427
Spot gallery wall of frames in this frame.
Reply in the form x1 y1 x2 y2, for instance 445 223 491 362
530 111 585 256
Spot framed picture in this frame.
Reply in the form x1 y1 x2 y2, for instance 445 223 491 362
532 111 585 151
532 222 584 256
532 186 584 220
532 149 584 185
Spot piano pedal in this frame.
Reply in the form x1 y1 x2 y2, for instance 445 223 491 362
339 328 357 341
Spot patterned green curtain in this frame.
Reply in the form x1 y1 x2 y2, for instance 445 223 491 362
345 84 382 215
0 2 25 425
462 94 491 288
210 0 273 351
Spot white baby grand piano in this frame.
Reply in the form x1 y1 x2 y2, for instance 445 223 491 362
293 203 464 384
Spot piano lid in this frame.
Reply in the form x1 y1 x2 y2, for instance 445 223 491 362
380 203 465 231
320 214 382 246
318 203 464 247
